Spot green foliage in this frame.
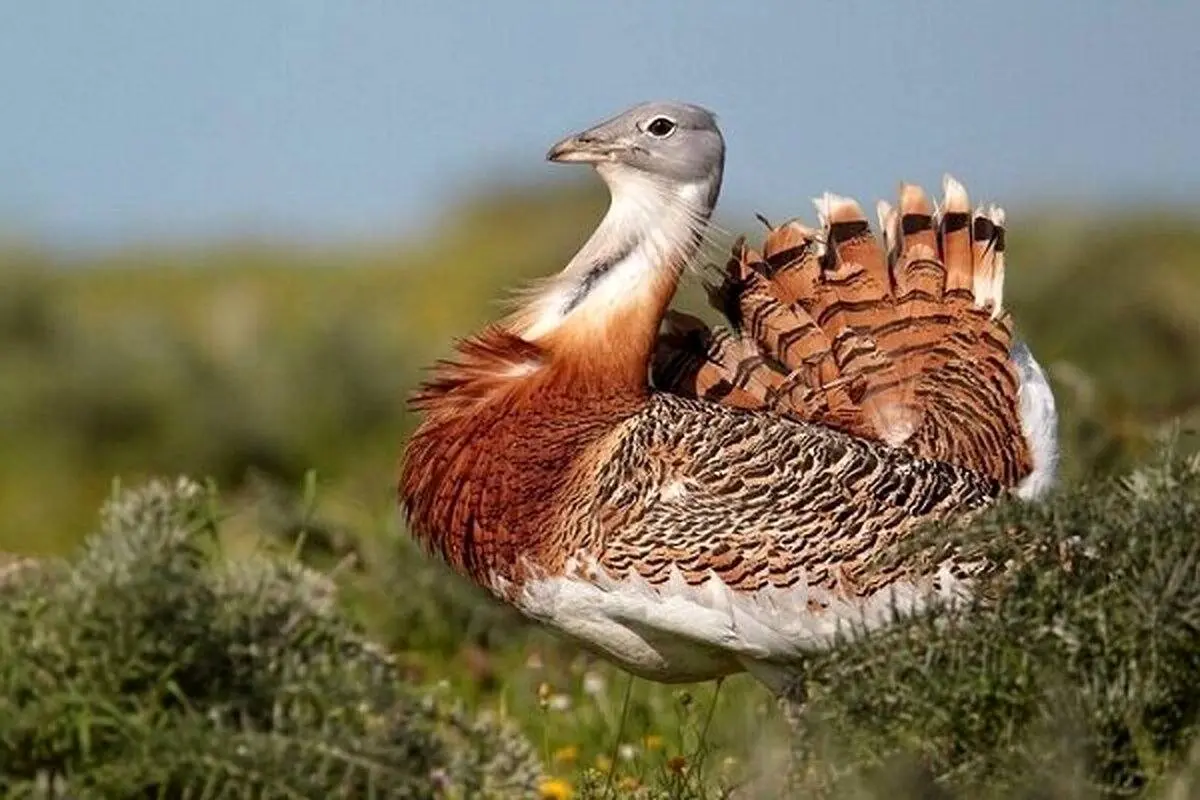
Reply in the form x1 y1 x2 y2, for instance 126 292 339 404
789 445 1200 798
0 479 541 798
6 463 1198 799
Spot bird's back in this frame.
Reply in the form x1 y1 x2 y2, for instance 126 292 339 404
578 392 999 592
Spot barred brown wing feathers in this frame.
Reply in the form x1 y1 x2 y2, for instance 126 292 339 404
653 177 1033 487
587 394 1001 597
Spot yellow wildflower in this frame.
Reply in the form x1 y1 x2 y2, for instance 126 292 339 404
552 745 579 765
642 734 664 751
593 754 612 772
539 777 573 800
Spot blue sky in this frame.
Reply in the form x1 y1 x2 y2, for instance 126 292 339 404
2 1 1198 248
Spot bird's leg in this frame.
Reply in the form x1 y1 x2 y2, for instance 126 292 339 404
744 661 824 794
777 673 831 796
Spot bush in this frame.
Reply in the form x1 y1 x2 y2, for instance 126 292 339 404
0 478 541 798
790 444 1200 798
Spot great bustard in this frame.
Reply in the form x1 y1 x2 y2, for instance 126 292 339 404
399 101 1058 695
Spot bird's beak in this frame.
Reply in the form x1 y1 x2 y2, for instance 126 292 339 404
546 133 623 164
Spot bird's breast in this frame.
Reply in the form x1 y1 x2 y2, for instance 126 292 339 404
400 373 645 591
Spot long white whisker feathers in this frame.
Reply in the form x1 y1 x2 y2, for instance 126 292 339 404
507 159 724 340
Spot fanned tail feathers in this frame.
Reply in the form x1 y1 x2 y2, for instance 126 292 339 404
654 177 1035 488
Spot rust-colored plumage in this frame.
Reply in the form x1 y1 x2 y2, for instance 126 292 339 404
404 323 644 591
400 164 1055 685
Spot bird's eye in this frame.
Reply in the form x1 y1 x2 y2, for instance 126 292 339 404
645 117 677 138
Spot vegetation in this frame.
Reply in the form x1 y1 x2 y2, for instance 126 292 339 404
793 444 1200 798
0 478 540 798
0 181 1198 797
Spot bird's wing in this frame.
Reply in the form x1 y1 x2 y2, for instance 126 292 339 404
516 396 999 670
654 178 1056 493
592 394 997 594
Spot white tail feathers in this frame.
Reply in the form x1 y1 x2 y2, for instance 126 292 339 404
1012 341 1059 499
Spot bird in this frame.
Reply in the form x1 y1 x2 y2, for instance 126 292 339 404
398 100 1059 698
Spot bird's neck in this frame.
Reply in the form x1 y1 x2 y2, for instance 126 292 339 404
401 168 718 586
512 168 720 391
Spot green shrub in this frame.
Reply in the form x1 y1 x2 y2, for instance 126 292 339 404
789 444 1200 798
0 478 541 798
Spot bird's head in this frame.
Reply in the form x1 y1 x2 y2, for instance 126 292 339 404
546 101 724 187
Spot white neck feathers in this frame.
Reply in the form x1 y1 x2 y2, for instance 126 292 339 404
517 169 716 342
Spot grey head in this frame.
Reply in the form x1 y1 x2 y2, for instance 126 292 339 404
546 101 724 186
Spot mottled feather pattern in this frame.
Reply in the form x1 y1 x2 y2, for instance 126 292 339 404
654 178 1032 487
567 393 1000 596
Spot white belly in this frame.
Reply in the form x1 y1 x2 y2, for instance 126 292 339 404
507 561 970 686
